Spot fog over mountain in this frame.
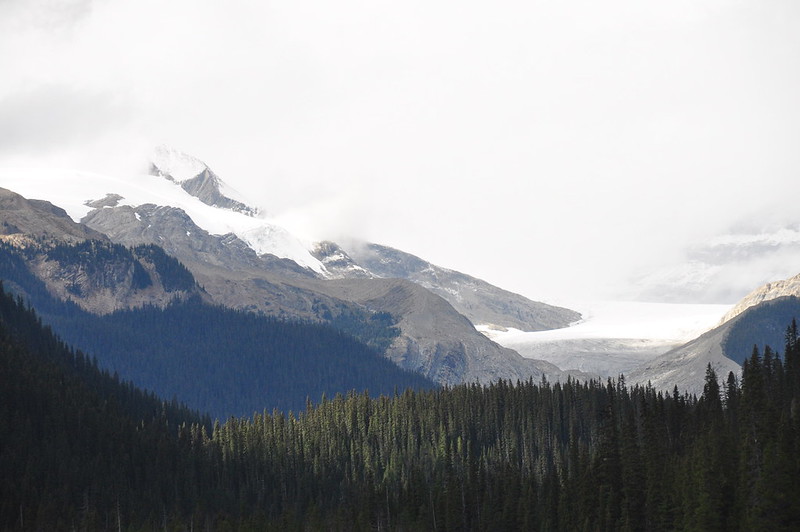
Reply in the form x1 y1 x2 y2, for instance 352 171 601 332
630 223 800 304
1 0 798 303
0 152 582 387
6 141 800 394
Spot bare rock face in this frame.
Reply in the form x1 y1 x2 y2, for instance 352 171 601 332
311 241 374 279
626 321 740 397
82 206 567 386
307 278 566 385
628 296 800 395
178 169 258 216
720 272 800 324
336 242 581 332
0 237 202 315
83 204 266 272
81 204 342 320
0 187 108 243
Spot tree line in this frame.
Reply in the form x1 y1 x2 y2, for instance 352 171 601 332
1 278 800 529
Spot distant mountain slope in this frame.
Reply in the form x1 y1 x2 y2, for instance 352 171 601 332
150 145 258 215
316 241 581 331
82 204 564 386
0 186 107 243
0 235 202 315
0 150 579 331
721 296 800 364
0 242 436 417
307 277 566 385
720 272 800 324
628 296 800 395
626 319 740 396
0 151 583 387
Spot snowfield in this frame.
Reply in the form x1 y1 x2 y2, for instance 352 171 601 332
478 301 732 377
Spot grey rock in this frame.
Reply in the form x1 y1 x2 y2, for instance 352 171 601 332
0 187 108 243
149 160 257 216
626 321 740 397
179 169 258 216
720 272 800 324
339 242 581 331
305 277 567 385
82 204 336 320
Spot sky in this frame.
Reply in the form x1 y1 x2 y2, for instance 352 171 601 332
1 0 799 303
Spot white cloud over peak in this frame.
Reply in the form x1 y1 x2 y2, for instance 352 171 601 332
1 0 799 302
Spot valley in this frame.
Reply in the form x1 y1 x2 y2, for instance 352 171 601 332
480 301 731 378
2 147 799 398
1 149 800 530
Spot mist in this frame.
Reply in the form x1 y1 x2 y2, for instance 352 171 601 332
1 0 799 302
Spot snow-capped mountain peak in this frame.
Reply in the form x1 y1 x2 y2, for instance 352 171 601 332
150 145 208 183
0 157 327 275
149 146 260 218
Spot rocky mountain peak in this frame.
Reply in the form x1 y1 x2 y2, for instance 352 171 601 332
149 145 209 183
342 242 581 332
311 241 374 279
720 272 800 324
0 187 108 243
149 146 258 216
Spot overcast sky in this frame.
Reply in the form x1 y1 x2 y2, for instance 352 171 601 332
1 0 799 303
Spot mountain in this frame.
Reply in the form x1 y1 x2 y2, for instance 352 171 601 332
0 238 436 417
719 271 800 323
80 203 570 385
627 296 800 395
150 145 258 216
626 271 800 394
315 241 581 332
304 277 565 385
0 188 202 314
0 186 107 243
0 149 579 387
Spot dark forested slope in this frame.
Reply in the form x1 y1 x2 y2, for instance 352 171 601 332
0 283 205 530
52 297 436 418
0 241 436 417
2 279 799 530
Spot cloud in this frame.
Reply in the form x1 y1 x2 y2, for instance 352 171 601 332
0 85 131 154
1 0 799 302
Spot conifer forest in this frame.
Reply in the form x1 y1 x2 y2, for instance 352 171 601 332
1 283 799 530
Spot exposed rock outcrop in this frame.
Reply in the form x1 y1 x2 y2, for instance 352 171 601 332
338 242 581 332
0 187 108 243
720 272 800 324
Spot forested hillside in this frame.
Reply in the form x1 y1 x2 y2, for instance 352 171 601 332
2 279 799 530
50 298 434 417
0 283 206 530
0 242 436 417
723 296 800 363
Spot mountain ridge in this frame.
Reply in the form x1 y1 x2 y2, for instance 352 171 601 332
0 150 580 387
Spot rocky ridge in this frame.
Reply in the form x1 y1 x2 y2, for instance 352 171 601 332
316 241 581 332
719 272 800 324
628 295 800 395
0 149 584 387
0 187 107 243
